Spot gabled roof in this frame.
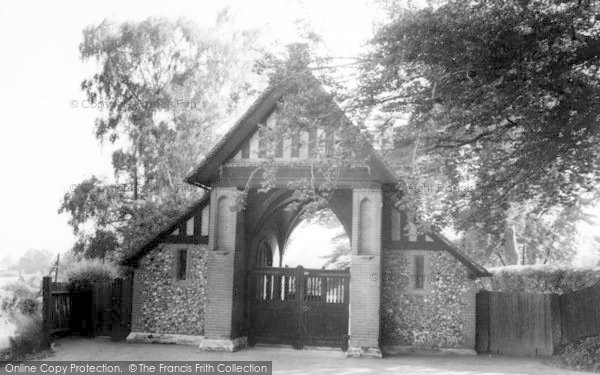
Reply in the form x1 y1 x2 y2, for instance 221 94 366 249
427 231 491 278
139 83 488 277
122 196 209 267
386 194 490 278
184 84 400 187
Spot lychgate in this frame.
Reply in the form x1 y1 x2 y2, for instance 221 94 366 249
124 85 490 358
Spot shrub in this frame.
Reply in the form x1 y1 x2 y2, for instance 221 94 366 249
2 281 36 300
65 258 120 283
17 298 39 315
483 265 600 293
0 288 17 312
4 315 48 361
0 314 16 353
553 336 600 372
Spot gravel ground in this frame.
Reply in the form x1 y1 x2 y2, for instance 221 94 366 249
38 337 593 375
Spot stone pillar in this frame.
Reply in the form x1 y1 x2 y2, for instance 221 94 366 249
199 187 247 351
346 188 383 358
130 268 143 332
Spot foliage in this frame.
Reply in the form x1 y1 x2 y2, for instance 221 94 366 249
459 200 595 267
64 258 120 282
4 315 47 361
483 265 600 293
16 299 38 316
321 231 351 269
0 288 17 314
79 15 257 198
0 287 46 361
2 282 36 301
251 17 599 267
287 208 351 269
10 249 53 274
245 43 373 214
353 0 600 262
553 335 600 372
60 15 260 259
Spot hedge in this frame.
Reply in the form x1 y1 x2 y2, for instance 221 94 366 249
64 258 120 283
482 265 600 293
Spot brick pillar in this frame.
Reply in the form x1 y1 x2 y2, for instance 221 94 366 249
346 188 383 358
199 187 247 351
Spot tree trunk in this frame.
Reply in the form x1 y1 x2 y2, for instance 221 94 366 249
504 225 520 265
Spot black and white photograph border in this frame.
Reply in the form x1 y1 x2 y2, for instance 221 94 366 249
1 0 600 374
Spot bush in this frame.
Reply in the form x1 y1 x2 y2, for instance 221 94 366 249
553 336 600 372
0 288 17 312
483 265 600 293
2 282 36 300
17 298 39 315
0 288 47 361
65 258 120 283
3 315 48 361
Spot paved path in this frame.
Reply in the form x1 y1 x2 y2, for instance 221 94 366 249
44 338 589 375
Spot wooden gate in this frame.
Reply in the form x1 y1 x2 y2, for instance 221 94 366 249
248 266 349 349
42 276 132 341
91 278 132 339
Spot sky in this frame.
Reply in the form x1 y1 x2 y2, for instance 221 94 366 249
0 0 598 267
284 218 348 269
0 0 378 263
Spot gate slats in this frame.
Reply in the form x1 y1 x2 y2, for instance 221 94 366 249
249 267 349 348
42 276 132 341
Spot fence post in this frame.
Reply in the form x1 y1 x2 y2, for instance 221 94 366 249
295 266 305 348
42 276 52 344
475 290 490 353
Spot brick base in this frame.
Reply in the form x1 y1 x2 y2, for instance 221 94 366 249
198 337 248 352
345 346 383 358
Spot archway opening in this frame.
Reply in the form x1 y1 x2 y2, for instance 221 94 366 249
282 207 350 270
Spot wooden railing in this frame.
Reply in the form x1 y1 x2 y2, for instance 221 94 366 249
251 267 349 304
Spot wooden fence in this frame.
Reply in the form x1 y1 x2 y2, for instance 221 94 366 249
42 276 132 341
42 280 73 337
560 285 600 342
476 284 600 356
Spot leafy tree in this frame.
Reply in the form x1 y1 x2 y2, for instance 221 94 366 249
353 0 600 262
247 1 600 265
321 231 351 269
10 250 53 274
80 14 257 198
60 15 260 259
